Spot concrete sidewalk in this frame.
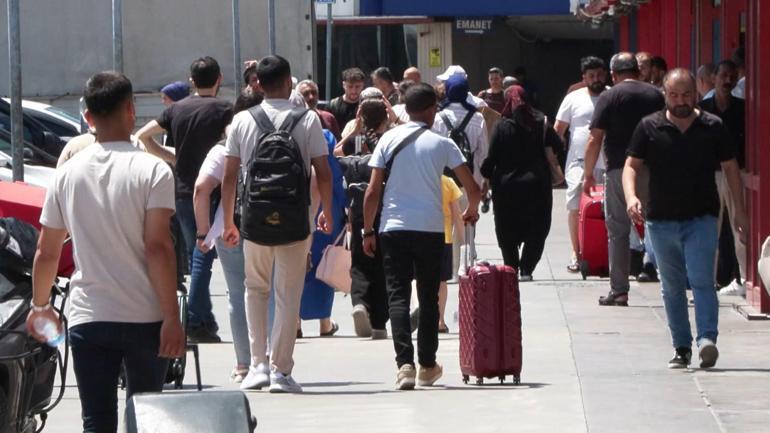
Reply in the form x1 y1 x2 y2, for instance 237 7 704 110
44 190 770 432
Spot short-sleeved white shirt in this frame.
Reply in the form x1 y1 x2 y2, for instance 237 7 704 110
40 141 175 327
432 104 489 188
556 87 606 170
369 122 466 234
225 98 328 175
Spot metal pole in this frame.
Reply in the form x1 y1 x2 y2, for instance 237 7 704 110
325 3 333 101
7 0 23 181
268 0 276 55
112 0 123 72
232 0 242 91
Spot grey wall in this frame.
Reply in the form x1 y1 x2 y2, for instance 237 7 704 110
0 0 315 97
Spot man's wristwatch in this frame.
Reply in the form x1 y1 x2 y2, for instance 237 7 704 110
196 233 207 241
361 229 375 238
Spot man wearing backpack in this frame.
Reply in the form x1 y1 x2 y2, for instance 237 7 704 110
221 56 333 394
432 74 488 270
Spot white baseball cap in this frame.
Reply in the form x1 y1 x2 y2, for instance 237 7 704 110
436 65 468 82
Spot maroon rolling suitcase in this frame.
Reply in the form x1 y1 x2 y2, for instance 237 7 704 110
578 185 609 279
458 230 522 385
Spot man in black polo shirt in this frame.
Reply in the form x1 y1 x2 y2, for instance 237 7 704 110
623 69 747 369
137 56 233 342
584 52 664 306
698 60 747 297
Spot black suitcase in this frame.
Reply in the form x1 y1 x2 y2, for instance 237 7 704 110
126 391 257 433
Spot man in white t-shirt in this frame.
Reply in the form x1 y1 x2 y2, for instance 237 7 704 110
27 72 184 433
221 56 333 394
554 56 608 273
362 83 481 390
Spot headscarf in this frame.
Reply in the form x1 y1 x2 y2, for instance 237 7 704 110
441 75 477 113
160 81 190 102
500 85 527 119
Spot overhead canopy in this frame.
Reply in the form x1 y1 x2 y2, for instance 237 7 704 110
359 0 570 17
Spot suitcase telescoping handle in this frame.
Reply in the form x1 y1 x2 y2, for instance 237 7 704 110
463 224 477 273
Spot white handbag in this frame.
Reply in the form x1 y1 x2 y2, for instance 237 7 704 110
316 230 352 294
759 236 770 294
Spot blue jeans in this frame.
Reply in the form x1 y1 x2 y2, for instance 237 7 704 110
647 216 719 349
70 322 168 433
176 198 218 328
644 232 657 268
215 238 276 367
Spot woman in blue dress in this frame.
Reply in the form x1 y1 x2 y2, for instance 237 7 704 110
298 129 347 336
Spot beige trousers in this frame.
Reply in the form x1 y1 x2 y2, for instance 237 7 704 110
243 237 312 375
715 171 747 278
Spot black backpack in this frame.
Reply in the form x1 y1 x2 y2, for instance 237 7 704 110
240 105 311 246
440 110 475 185
0 217 39 275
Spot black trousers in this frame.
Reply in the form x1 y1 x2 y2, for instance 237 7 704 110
492 188 553 275
380 230 444 368
350 218 389 329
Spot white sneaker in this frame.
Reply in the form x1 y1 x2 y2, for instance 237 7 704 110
718 279 746 297
698 339 719 369
352 304 372 337
269 372 303 394
240 363 270 390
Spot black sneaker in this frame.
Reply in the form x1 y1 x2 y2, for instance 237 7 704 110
668 347 692 369
598 291 629 306
187 325 221 343
637 263 659 283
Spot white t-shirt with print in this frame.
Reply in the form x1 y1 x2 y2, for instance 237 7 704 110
556 87 606 170
40 141 175 327
369 122 466 234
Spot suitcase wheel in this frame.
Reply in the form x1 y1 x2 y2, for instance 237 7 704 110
579 260 589 280
513 375 521 385
476 377 484 385
462 375 469 384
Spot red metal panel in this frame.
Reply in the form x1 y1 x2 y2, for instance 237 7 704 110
637 0 662 54
698 0 718 64
744 0 770 312
619 15 631 52
677 0 694 68
661 0 678 64
722 0 746 59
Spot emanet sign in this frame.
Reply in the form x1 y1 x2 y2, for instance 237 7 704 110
454 17 493 35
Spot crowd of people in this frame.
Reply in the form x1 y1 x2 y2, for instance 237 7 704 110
23 42 749 431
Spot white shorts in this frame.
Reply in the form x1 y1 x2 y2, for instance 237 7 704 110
565 159 605 211
565 159 585 211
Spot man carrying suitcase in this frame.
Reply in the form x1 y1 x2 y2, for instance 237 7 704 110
623 69 747 369
362 83 481 390
584 52 664 306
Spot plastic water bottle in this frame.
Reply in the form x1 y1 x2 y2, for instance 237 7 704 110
33 316 64 347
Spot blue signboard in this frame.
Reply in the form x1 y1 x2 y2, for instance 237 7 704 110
454 17 493 35
360 0 569 17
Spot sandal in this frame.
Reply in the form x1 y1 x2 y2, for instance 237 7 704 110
320 321 339 337
567 257 580 273
230 367 249 384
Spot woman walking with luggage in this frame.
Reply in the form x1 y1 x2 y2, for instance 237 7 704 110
336 98 392 338
481 86 564 281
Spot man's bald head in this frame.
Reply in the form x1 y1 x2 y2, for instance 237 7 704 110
609 52 639 83
663 68 698 119
403 67 422 84
663 68 697 92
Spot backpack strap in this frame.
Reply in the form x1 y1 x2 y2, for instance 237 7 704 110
439 112 455 132
248 105 276 133
384 126 428 182
278 108 309 133
457 108 476 133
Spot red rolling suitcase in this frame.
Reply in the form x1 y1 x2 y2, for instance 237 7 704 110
458 230 522 385
578 185 609 280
